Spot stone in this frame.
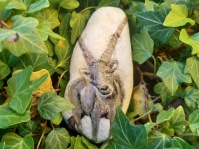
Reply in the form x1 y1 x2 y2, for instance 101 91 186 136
62 7 133 143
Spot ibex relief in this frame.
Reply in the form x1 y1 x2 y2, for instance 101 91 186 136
63 7 133 143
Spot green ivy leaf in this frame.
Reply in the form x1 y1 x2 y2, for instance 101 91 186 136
109 107 148 149
168 32 182 48
0 28 16 42
45 128 70 149
132 28 154 64
171 137 194 149
7 66 47 114
184 56 199 88
179 29 199 56
97 0 120 8
0 60 10 80
156 108 174 124
70 10 90 44
1 132 34 149
37 8 60 29
135 11 174 43
72 136 87 149
163 4 195 27
0 0 12 19
0 50 19 67
51 113 63 125
13 53 55 75
37 21 65 41
189 109 199 135
146 131 171 149
5 0 27 11
55 40 72 72
38 92 75 120
144 122 156 133
0 105 30 129
60 0 80 10
168 106 188 135
18 120 40 137
28 0 49 13
2 16 48 57
184 86 199 108
154 82 176 107
157 60 191 95
82 137 99 149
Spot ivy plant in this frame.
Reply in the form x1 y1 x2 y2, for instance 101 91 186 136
0 0 199 148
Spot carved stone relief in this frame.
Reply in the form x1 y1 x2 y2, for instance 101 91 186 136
63 7 133 143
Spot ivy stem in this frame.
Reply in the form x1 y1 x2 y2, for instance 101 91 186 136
80 6 96 13
36 122 47 149
133 110 152 122
50 121 55 129
0 20 10 28
56 70 68 89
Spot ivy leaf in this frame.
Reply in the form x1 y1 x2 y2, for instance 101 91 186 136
28 0 49 13
0 50 19 67
38 92 75 120
156 108 174 124
154 82 176 107
18 120 40 137
163 4 195 27
13 53 55 75
157 60 191 95
168 32 182 48
132 28 154 64
97 0 120 8
146 131 171 149
82 137 99 149
168 106 188 135
135 11 174 43
171 137 194 149
36 21 65 41
0 28 16 42
37 8 60 29
70 10 90 44
55 40 72 72
109 107 148 149
0 0 12 19
184 56 199 88
184 86 199 108
0 60 10 80
45 128 70 149
1 133 34 149
5 0 27 11
7 66 48 114
189 109 199 135
60 0 80 10
179 29 199 56
0 105 30 129
2 16 48 57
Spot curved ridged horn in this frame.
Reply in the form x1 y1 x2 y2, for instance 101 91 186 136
78 36 96 66
100 17 128 63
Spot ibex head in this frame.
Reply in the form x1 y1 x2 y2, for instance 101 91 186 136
78 17 127 98
79 36 119 98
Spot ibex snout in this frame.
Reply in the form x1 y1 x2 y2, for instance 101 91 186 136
97 84 114 98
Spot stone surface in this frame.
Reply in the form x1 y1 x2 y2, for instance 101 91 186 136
62 7 133 143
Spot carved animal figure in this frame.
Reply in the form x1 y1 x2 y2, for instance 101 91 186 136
66 17 127 143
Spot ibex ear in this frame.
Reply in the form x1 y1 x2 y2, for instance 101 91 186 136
110 60 118 72
79 68 92 80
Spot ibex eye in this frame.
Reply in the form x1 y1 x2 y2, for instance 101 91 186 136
90 75 94 80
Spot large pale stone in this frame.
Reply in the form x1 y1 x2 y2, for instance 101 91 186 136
62 7 133 143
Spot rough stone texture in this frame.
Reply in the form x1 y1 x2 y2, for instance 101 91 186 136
62 7 133 143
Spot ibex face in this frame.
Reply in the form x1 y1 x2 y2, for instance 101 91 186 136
80 59 118 98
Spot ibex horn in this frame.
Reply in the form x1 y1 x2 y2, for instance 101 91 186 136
100 17 128 63
78 36 96 66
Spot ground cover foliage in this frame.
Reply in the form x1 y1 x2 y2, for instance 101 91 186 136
0 0 199 148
